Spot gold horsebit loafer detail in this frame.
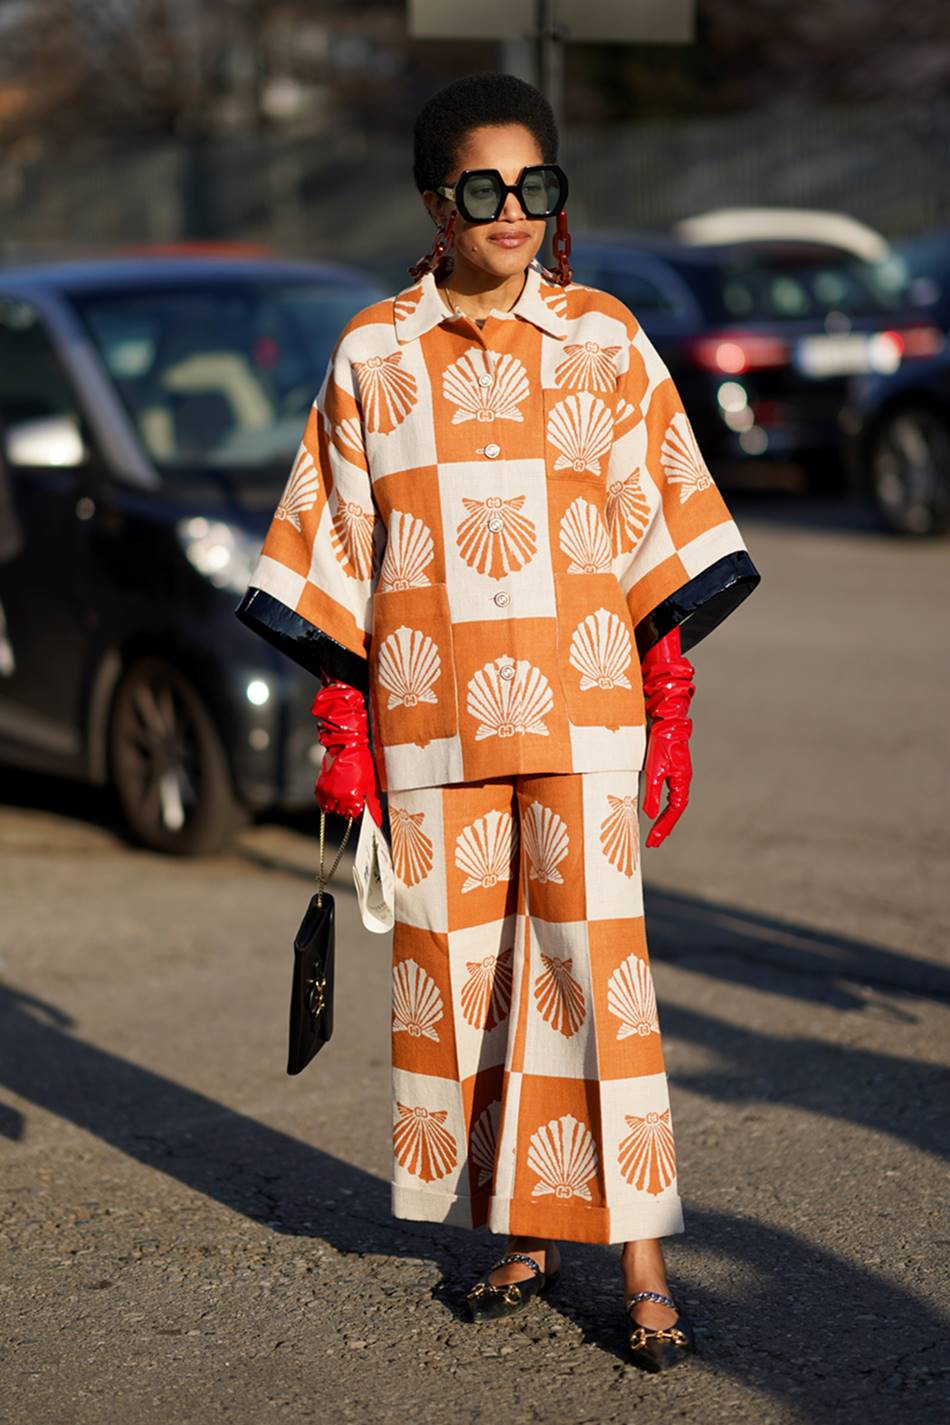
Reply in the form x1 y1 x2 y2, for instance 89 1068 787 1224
466 1252 559 1321
626 1291 695 1372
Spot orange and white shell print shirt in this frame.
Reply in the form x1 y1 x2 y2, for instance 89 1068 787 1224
238 259 759 789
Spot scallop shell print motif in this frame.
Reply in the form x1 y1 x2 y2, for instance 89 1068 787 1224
379 511 434 591
599 793 639 877
393 1104 458 1183
455 496 537 579
522 801 569 885
330 499 375 579
568 609 633 692
443 349 529 424
528 1114 598 1201
607 953 659 1040
661 411 714 502
393 284 424 323
353 352 417 435
538 282 569 319
392 958 444 1042
547 392 614 475
333 416 365 463
460 948 513 1031
554 341 621 391
533 953 586 1038
466 659 554 741
617 1108 676 1196
455 809 517 894
275 445 319 532
377 626 440 710
470 1100 501 1191
469 1101 500 1189
605 472 650 556
559 497 611 574
389 807 433 887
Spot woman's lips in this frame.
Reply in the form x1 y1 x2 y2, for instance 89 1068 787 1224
488 232 531 247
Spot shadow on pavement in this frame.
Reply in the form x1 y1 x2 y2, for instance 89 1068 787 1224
2 887 948 1421
643 886 950 1161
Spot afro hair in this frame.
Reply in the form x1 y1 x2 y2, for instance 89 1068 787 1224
412 72 559 194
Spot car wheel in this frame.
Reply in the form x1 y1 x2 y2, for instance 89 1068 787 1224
109 656 246 855
870 406 950 536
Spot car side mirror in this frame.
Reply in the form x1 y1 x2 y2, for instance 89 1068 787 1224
3 414 88 468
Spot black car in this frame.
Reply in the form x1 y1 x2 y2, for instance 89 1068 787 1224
892 228 950 335
0 255 384 852
841 348 950 535
570 235 943 484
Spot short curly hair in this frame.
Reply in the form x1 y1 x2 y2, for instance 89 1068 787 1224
412 72 559 194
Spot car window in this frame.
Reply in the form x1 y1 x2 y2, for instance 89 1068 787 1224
720 256 907 320
572 264 677 316
70 281 381 474
600 271 677 315
0 298 82 429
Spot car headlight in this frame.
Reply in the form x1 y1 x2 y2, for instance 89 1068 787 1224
176 517 262 595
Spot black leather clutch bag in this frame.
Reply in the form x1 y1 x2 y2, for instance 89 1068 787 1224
287 813 353 1075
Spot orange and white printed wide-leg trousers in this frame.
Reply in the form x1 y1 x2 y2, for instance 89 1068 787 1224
386 771 684 1245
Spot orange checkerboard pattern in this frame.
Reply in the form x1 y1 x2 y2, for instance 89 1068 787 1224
387 772 683 1245
244 260 753 793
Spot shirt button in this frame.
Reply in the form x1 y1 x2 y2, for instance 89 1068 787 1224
493 591 511 608
478 372 492 388
483 442 500 459
487 517 503 532
499 663 515 680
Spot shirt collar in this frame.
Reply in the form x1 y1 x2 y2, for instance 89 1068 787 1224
394 259 568 344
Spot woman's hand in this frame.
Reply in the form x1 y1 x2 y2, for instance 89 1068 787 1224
640 627 695 848
311 682 382 826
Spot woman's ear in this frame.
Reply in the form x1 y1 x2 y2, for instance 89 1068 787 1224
424 190 457 228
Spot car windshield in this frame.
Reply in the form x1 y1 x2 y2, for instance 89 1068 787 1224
71 280 382 475
717 250 910 321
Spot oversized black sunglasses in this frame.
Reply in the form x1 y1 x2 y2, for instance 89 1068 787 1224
436 164 569 223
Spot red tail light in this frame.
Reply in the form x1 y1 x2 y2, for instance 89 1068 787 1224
686 332 791 374
882 325 945 359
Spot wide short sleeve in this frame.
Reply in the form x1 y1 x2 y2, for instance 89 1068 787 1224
236 334 381 690
610 321 760 657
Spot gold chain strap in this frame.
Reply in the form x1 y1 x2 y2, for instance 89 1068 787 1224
316 811 354 906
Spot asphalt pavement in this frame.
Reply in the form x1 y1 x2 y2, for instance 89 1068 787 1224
1 495 948 1425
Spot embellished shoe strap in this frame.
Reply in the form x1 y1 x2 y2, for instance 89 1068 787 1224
492 1252 544 1278
627 1290 677 1312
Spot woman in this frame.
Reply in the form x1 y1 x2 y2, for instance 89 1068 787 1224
238 72 759 1372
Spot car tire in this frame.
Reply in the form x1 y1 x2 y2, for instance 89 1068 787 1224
869 406 950 536
109 655 247 855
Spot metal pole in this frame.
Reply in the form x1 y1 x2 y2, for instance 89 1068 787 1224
538 0 563 133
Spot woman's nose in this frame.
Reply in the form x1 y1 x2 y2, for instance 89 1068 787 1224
499 189 527 222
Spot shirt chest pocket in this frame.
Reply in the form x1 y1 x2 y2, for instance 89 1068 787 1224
542 385 619 489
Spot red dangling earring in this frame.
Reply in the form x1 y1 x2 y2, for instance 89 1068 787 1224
550 208 573 286
409 211 456 281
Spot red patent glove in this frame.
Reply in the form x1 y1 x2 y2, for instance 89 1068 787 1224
311 681 382 826
641 626 695 848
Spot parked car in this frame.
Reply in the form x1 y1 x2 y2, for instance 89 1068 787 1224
841 347 950 535
890 228 950 335
570 234 943 485
0 255 384 853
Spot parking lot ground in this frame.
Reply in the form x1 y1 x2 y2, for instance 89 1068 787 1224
1 498 949 1425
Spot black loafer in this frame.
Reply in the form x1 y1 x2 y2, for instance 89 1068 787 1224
466 1252 560 1322
625 1290 695 1373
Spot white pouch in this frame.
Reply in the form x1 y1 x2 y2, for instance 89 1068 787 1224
351 809 394 934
